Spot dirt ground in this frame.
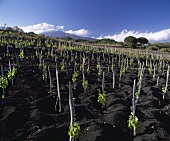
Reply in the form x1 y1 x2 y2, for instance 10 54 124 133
0 47 170 141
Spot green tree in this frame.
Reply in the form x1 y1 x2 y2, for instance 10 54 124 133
6 27 14 32
137 37 148 47
13 26 24 32
124 36 138 47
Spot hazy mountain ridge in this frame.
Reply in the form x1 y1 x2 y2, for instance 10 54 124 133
41 30 96 41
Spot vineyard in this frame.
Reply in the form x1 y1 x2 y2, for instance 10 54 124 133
0 37 170 141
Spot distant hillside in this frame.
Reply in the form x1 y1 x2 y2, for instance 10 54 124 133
74 38 120 45
41 30 96 41
95 38 117 44
61 36 74 41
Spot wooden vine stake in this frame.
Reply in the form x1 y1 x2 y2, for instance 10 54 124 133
82 57 85 82
1 66 5 96
65 61 68 77
136 62 145 101
9 60 13 85
102 72 105 94
101 71 106 109
55 64 61 112
153 65 156 80
163 65 169 100
48 66 52 94
156 76 159 87
113 70 115 89
69 81 75 141
132 79 137 136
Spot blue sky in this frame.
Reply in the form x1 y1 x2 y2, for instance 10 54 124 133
0 0 170 42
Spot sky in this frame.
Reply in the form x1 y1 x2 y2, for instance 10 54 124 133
0 0 170 42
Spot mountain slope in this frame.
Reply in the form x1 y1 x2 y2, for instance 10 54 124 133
41 30 96 41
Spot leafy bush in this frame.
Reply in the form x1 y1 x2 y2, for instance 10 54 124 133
128 113 138 129
146 46 159 51
0 76 8 88
97 89 106 106
68 122 80 139
159 48 170 52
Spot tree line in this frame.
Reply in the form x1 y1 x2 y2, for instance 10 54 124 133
124 36 149 48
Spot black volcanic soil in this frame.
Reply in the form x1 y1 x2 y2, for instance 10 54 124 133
0 46 170 141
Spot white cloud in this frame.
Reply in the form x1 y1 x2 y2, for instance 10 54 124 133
98 28 170 42
97 34 103 40
19 22 64 34
65 29 91 37
56 25 64 30
19 23 91 37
